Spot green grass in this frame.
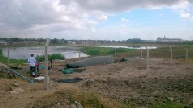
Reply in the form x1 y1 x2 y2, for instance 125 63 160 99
149 45 193 59
0 49 26 64
149 102 186 108
28 90 129 108
81 46 136 56
0 73 5 78
36 54 64 62
0 49 64 64
71 91 103 108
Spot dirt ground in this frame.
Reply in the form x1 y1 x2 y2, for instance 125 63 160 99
0 56 193 108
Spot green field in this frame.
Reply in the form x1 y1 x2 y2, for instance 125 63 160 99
0 49 64 65
36 54 64 62
0 49 26 64
1 45 193 65
81 46 136 56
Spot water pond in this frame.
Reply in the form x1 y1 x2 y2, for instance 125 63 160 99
2 45 157 60
99 46 157 49
2 46 89 59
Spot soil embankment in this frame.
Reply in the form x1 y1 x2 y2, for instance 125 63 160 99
0 57 193 107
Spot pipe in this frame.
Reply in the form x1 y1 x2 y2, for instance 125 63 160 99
4 66 33 83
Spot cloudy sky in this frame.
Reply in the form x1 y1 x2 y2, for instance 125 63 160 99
0 0 193 41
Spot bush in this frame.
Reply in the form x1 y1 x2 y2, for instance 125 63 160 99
81 46 135 56
36 54 64 62
0 49 26 64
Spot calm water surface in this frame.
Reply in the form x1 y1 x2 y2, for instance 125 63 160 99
2 46 89 59
99 46 157 49
2 45 157 59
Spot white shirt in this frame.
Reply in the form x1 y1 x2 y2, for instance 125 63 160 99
28 57 36 66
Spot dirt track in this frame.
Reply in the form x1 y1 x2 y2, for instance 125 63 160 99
0 57 193 107
69 58 193 106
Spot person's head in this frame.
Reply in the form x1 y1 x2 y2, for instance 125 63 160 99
31 54 34 57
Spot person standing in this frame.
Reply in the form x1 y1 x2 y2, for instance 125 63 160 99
28 54 36 77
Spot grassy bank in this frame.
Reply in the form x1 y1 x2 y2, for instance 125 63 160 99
148 45 193 60
150 102 185 108
27 88 189 108
81 46 136 56
0 49 64 64
36 54 64 62
0 49 26 65
28 89 129 108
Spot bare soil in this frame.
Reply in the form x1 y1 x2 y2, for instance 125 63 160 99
0 57 193 108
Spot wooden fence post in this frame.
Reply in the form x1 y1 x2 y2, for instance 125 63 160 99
185 48 188 62
7 49 10 76
79 48 81 58
169 47 173 63
44 39 50 90
114 48 117 59
146 47 150 70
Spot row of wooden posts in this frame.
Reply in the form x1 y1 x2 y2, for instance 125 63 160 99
144 47 189 70
6 44 190 89
6 39 50 90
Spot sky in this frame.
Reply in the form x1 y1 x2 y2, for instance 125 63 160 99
0 0 193 41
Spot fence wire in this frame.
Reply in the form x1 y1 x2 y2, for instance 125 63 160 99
120 46 193 61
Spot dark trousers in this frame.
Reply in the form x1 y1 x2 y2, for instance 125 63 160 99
30 66 35 76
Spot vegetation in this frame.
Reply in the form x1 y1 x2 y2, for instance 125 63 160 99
0 72 4 78
28 90 129 108
149 102 186 108
36 54 64 62
29 88 190 108
79 45 193 61
0 48 64 64
149 45 193 59
0 49 26 64
81 46 136 56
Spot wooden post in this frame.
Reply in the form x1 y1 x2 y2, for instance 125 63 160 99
42 48 44 55
169 47 173 63
7 49 10 76
185 48 188 62
44 39 50 90
146 47 149 70
141 48 143 58
114 48 117 59
79 48 80 58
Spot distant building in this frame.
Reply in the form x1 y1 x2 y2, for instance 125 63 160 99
127 38 142 43
157 36 183 42
23 41 39 45
68 41 76 45
0 40 7 46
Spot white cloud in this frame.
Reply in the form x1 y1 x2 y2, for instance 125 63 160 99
171 0 189 9
91 11 108 21
121 18 129 22
171 0 193 20
0 0 193 40
180 11 191 18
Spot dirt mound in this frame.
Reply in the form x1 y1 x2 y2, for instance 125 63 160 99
0 58 193 107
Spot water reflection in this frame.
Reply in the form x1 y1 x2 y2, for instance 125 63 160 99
2 45 157 60
99 46 157 49
2 46 89 59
